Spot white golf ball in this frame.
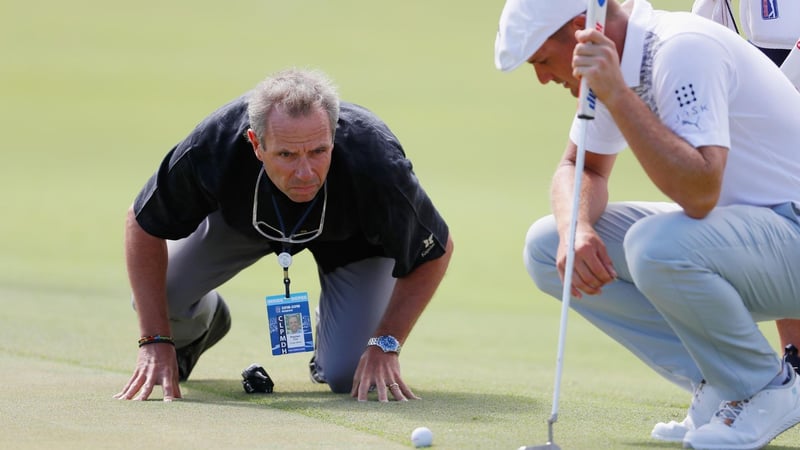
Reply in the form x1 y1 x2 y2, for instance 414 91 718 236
411 427 433 448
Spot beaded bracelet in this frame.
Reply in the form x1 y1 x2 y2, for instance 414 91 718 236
138 335 175 347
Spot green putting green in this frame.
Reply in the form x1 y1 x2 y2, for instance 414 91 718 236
3 0 798 448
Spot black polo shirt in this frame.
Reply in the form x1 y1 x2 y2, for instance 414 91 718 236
133 95 449 277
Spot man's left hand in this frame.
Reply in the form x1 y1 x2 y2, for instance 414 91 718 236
350 347 419 402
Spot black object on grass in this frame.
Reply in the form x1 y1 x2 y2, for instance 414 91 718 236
242 363 275 394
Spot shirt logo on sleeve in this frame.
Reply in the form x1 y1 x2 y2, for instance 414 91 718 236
675 84 697 107
421 233 435 257
762 0 778 20
673 83 708 130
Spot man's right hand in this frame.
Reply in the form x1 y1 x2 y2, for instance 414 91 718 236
113 343 182 401
556 226 617 299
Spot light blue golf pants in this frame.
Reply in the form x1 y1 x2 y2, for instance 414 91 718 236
161 211 396 393
524 201 800 400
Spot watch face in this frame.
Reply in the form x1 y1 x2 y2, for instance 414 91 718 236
377 335 400 352
368 335 401 353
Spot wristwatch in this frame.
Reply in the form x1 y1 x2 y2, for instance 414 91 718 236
367 335 401 354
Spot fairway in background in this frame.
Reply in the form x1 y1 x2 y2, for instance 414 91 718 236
1 0 796 448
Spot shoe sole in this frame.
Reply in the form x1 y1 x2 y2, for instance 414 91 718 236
308 356 326 384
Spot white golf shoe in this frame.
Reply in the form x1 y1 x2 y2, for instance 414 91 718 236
651 380 724 442
684 368 800 450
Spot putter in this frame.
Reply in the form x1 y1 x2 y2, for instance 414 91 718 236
519 1 608 449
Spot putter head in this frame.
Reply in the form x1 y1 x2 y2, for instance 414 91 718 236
519 416 561 450
518 444 561 450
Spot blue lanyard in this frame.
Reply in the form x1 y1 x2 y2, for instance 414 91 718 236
271 190 322 298
270 190 323 253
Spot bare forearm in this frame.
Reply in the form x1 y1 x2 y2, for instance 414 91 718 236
125 206 171 336
602 88 722 217
551 152 610 235
372 235 454 343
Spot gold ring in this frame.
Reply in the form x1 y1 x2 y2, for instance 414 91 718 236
387 382 400 389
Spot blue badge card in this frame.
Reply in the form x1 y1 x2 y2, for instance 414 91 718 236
265 292 314 355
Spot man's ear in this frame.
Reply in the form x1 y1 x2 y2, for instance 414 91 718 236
247 129 264 162
572 14 587 31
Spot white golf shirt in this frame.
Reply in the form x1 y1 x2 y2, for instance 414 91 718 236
570 0 800 207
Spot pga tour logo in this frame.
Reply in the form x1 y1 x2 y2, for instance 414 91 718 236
761 0 778 20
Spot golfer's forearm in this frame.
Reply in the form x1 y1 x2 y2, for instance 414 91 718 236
550 164 608 235
125 207 171 336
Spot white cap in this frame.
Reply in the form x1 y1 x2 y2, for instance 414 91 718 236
494 0 587 72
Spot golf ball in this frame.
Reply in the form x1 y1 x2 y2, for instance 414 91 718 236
411 427 433 448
